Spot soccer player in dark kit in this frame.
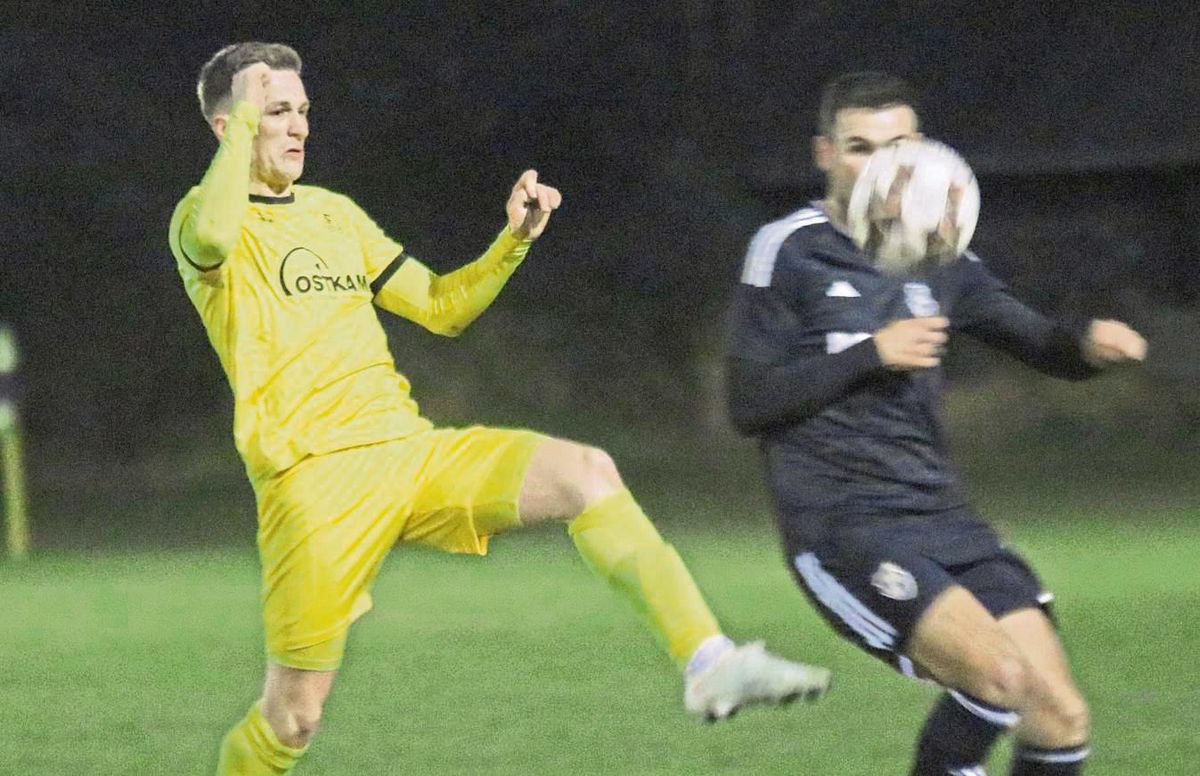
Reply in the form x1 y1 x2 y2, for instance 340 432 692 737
726 72 1147 775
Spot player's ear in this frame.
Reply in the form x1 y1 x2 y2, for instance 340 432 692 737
812 135 833 173
210 113 228 141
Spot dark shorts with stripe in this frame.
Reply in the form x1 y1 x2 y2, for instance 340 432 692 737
783 507 1049 677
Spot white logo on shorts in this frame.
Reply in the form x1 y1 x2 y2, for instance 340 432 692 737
871 561 918 601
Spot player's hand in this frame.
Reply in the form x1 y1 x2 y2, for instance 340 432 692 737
230 62 272 114
506 169 562 240
1083 319 1147 367
873 316 950 370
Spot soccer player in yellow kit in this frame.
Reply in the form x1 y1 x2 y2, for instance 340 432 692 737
171 43 830 775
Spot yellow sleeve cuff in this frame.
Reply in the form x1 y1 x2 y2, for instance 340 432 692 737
495 227 534 265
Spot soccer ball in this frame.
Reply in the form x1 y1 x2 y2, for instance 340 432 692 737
846 138 980 275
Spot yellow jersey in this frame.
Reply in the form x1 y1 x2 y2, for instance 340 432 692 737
170 101 531 482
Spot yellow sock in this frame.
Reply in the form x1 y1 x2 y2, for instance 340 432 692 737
216 702 307 775
568 489 722 668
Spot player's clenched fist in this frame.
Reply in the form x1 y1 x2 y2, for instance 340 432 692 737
874 316 950 370
1083 319 1147 367
231 62 272 113
507 169 562 240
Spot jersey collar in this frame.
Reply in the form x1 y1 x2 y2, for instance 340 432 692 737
807 200 881 272
811 200 852 238
249 192 295 205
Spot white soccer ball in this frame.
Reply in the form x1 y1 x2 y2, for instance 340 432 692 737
846 138 980 274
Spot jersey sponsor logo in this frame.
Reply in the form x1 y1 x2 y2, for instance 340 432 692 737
279 247 368 297
871 561 918 601
903 282 940 316
826 280 861 298
826 331 872 354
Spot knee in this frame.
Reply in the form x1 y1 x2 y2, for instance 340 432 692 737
525 440 626 521
1036 688 1091 744
262 695 325 749
577 446 622 495
976 653 1030 710
1059 694 1091 742
560 444 623 511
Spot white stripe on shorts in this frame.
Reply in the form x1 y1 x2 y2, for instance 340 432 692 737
794 552 898 651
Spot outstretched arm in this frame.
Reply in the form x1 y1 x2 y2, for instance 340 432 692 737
954 257 1145 377
176 64 270 270
371 170 561 336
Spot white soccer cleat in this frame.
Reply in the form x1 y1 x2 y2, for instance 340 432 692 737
684 640 831 723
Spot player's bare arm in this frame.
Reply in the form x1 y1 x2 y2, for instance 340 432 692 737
506 169 562 240
873 316 950 370
1082 319 1147 366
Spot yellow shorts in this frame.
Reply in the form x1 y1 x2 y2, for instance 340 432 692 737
252 426 546 671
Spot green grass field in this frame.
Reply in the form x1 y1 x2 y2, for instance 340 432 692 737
2 507 1198 775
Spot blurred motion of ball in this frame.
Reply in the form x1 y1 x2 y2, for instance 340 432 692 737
846 138 980 275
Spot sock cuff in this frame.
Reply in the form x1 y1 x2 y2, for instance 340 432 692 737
684 634 734 677
568 489 654 538
948 689 1020 729
1016 743 1092 764
249 701 309 762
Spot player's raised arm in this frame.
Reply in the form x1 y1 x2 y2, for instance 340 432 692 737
369 170 562 336
176 64 270 269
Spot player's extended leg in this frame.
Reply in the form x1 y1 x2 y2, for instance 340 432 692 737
999 608 1091 775
216 664 336 775
517 438 830 720
518 439 717 664
906 587 1085 775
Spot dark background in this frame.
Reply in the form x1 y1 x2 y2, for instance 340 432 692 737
2 2 1198 545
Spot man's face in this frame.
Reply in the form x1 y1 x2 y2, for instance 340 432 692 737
248 69 310 193
813 104 919 213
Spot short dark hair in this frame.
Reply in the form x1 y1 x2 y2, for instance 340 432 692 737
197 42 302 120
817 72 918 136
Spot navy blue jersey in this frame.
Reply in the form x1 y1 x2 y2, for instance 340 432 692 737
727 204 1095 542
